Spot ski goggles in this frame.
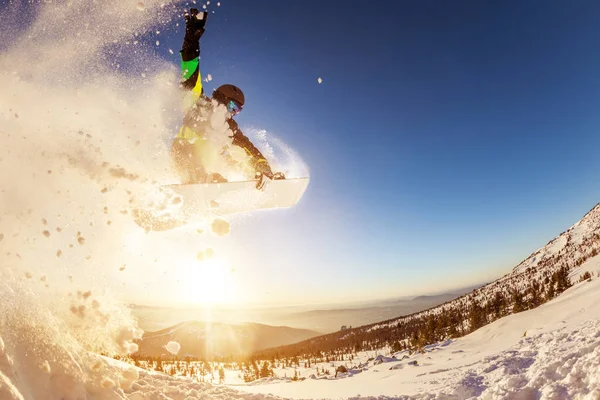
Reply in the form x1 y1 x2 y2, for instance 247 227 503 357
226 100 243 116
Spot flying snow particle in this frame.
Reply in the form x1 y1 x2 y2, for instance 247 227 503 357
211 218 230 236
203 4 207 9
119 264 126 271
169 49 174 54
91 361 104 372
42 230 50 237
101 377 116 389
204 73 213 82
56 250 62 257
165 341 181 355
70 305 85 318
121 368 139 391
318 77 323 84
196 252 205 261
205 248 215 259
39 360 51 374
136 1 145 11
155 40 160 46
218 2 221 5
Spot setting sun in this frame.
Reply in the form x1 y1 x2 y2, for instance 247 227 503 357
180 257 234 306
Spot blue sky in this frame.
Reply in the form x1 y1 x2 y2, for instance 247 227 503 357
138 0 600 304
5 0 600 305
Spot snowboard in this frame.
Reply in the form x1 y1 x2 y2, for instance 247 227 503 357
132 177 309 231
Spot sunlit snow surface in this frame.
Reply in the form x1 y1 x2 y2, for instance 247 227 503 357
3 273 598 399
234 275 600 400
129 277 600 399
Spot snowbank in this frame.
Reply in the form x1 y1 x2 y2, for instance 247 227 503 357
235 277 600 399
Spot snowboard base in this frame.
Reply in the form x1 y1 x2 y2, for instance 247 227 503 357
133 177 309 231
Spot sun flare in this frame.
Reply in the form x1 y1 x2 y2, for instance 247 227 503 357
180 257 234 306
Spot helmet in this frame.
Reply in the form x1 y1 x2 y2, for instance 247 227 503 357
213 84 245 115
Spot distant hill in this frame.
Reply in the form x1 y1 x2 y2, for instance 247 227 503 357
273 288 476 332
132 286 478 335
134 321 320 358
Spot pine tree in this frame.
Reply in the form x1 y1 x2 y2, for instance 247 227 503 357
469 301 485 332
511 289 526 313
491 291 506 319
546 281 556 300
579 271 592 282
260 361 272 378
425 314 438 344
528 279 542 309
554 266 572 294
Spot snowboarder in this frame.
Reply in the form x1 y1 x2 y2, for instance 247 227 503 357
171 8 283 186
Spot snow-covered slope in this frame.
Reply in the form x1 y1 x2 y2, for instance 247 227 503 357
512 203 600 275
233 275 600 399
4 265 596 399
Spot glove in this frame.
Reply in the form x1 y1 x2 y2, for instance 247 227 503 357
185 8 207 37
254 161 272 190
255 160 274 180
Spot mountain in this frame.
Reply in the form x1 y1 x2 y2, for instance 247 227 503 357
131 286 478 334
135 321 321 358
511 203 600 275
253 203 600 359
275 290 475 333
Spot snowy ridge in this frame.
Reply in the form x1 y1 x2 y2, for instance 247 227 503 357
365 202 600 333
512 203 600 275
236 273 600 399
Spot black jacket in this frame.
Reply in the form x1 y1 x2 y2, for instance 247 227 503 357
178 9 273 178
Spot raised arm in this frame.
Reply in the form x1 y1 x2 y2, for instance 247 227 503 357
227 119 274 178
180 8 207 99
